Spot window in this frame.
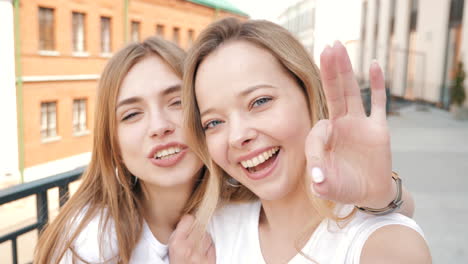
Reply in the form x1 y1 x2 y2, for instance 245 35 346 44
187 29 194 47
41 102 57 139
156 24 165 37
73 99 87 134
39 7 55 51
72 12 86 52
173 27 180 45
131 21 140 42
101 16 111 53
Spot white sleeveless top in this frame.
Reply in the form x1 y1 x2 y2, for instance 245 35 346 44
208 201 425 264
58 208 169 264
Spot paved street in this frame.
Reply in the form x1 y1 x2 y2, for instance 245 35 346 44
388 104 468 263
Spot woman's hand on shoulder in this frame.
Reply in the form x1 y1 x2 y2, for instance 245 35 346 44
168 214 216 264
360 225 432 264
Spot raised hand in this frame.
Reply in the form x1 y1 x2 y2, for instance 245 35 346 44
168 214 216 264
305 41 395 209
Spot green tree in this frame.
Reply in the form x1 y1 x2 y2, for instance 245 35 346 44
451 62 466 106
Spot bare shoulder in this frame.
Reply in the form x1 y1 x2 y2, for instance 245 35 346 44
360 224 432 264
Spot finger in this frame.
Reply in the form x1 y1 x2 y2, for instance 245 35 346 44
320 45 346 119
205 242 216 263
204 236 214 256
199 233 213 255
369 61 387 123
333 41 365 116
172 214 195 242
305 119 331 185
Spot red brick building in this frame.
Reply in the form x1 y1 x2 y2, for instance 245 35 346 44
2 0 247 181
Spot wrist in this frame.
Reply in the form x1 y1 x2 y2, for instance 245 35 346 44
356 172 404 216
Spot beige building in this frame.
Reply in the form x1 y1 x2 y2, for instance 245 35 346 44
279 0 468 109
359 0 467 108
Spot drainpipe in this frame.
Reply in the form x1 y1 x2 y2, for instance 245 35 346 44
124 0 129 43
13 0 25 183
214 7 219 20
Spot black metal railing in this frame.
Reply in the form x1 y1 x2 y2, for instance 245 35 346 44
0 167 85 264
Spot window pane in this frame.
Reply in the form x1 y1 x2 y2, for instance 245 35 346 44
73 12 86 52
131 21 140 42
49 103 57 137
156 24 165 37
73 99 87 133
101 17 111 53
73 100 79 132
173 27 180 45
80 100 87 131
187 29 194 47
39 7 55 50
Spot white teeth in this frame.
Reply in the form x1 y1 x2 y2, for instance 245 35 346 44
240 147 279 168
259 155 266 163
154 147 181 159
252 157 260 166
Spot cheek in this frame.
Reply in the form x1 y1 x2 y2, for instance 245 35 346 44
264 102 311 143
117 125 141 159
206 134 229 168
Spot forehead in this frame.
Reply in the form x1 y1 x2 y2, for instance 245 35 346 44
118 55 181 99
195 40 292 96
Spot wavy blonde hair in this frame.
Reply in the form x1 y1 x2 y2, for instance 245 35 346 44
34 36 207 264
183 18 356 241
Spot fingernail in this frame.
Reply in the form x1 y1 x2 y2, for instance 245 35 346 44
311 167 325 183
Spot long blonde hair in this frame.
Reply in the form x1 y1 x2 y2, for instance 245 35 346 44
34 36 206 264
183 18 356 235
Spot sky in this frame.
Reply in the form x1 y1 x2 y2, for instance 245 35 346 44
228 0 303 21
228 0 363 64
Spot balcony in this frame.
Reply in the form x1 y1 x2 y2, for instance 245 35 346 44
0 167 85 264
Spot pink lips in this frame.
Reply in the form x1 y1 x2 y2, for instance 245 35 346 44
148 142 188 168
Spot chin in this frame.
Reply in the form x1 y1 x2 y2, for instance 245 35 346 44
248 178 293 201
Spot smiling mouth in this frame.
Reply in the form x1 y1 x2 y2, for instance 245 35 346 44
240 147 280 173
153 147 182 160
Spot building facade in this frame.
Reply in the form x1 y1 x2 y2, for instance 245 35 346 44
278 0 468 109
0 0 247 182
359 0 468 107
278 0 316 55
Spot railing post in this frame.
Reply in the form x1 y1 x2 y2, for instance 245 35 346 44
36 191 48 234
59 184 69 208
12 237 18 264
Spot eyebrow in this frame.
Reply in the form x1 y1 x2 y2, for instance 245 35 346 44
116 97 142 109
200 84 276 118
239 84 276 97
161 84 181 96
116 84 181 110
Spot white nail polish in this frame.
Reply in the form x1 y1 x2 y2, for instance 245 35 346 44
312 167 325 183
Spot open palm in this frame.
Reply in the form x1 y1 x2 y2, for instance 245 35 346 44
306 41 393 208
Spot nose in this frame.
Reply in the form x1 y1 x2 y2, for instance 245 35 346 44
228 115 257 149
149 110 175 138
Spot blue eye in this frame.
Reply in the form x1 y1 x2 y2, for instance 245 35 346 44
203 120 223 130
252 97 272 108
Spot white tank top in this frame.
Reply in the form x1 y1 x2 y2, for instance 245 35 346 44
208 201 425 264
